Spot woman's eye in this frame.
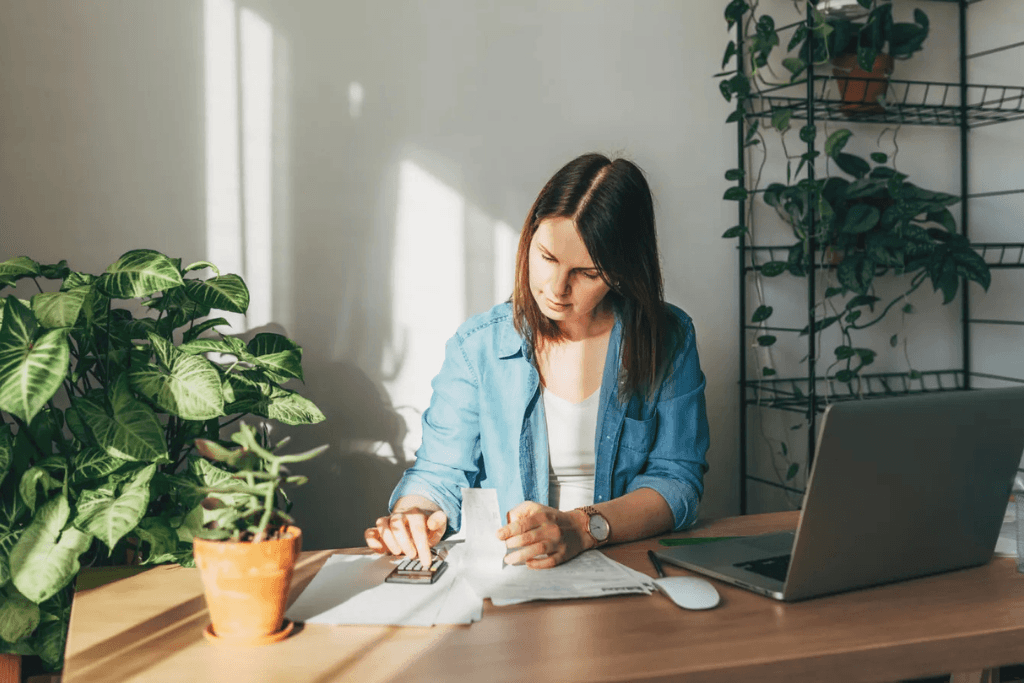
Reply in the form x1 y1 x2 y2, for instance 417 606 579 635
580 271 599 280
541 253 556 262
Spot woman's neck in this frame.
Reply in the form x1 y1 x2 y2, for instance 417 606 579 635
554 303 615 343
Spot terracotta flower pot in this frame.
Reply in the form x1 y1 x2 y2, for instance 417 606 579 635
193 526 302 646
832 53 895 114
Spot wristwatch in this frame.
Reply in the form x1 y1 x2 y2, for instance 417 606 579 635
577 506 611 547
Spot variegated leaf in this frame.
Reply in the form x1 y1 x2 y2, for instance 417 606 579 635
183 275 249 314
0 588 40 643
74 377 168 462
99 250 184 299
247 333 303 380
0 297 69 423
73 464 156 549
10 495 94 603
265 387 326 425
30 287 88 329
128 335 224 420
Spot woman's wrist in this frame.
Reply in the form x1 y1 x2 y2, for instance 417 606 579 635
570 508 597 550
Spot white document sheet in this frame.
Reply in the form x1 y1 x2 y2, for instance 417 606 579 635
285 552 482 627
457 487 654 605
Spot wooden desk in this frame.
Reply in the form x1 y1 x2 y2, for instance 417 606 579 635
62 511 1024 683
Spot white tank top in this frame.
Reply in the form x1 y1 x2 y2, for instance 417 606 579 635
542 388 599 511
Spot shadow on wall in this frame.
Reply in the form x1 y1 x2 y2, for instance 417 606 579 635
286 359 410 550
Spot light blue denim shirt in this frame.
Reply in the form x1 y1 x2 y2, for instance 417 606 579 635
389 302 710 535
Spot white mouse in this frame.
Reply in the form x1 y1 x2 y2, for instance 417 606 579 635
653 576 721 610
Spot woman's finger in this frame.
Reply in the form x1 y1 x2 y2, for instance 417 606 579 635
426 509 448 545
526 552 561 569
389 515 419 558
364 527 385 552
377 519 403 556
504 540 549 565
406 515 433 567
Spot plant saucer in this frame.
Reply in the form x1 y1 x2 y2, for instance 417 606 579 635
203 619 295 647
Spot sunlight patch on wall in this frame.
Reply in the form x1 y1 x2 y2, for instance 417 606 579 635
383 160 466 457
204 0 284 333
493 220 518 306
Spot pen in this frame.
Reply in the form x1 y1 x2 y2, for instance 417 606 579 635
647 550 666 578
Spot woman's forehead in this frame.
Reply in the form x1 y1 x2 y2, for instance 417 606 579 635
534 217 596 268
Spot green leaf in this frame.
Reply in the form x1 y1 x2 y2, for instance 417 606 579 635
182 317 231 343
99 250 185 299
870 152 888 164
762 367 777 377
18 468 62 513
837 254 874 295
927 208 957 232
133 517 180 564
835 346 856 360
263 388 326 425
10 495 93 603
183 275 250 315
786 463 799 481
834 153 871 179
799 125 817 144
129 334 225 420
824 129 852 159
834 369 855 383
0 429 12 488
890 334 899 348
0 297 70 424
0 258 41 289
855 348 877 365
70 447 125 485
723 187 749 202
756 335 777 347
770 107 793 132
74 377 168 462
73 464 156 550
782 58 806 79
760 261 788 277
248 333 304 381
722 40 737 69
30 287 88 329
182 261 221 276
724 168 745 182
842 204 881 234
722 225 748 239
751 305 773 323
0 588 40 643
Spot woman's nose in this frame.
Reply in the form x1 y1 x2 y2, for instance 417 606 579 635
552 268 571 296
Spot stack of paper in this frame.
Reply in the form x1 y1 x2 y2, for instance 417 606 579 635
456 488 654 606
284 552 482 627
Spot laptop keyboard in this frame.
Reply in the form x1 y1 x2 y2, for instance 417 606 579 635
734 554 791 582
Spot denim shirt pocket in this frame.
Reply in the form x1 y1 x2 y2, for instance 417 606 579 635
620 414 657 454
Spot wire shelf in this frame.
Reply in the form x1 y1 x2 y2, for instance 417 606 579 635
740 242 1024 271
744 370 1024 414
749 78 1024 128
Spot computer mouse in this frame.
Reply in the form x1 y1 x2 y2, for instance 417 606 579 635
653 576 721 610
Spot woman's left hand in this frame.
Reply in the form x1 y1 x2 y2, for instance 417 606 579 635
496 501 591 568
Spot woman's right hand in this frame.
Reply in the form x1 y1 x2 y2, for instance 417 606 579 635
364 504 448 568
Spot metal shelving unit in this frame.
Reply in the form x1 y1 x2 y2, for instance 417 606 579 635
735 0 1024 514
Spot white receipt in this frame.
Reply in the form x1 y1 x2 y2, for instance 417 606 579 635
455 487 654 604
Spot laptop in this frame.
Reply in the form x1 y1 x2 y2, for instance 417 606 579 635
657 386 1024 601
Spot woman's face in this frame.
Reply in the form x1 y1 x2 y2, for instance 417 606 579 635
528 217 611 327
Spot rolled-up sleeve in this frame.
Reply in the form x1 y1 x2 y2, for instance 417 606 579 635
388 332 481 533
625 317 710 531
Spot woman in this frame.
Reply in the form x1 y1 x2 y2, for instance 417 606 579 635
365 153 710 570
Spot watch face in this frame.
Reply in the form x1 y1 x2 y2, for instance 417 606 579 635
589 513 610 542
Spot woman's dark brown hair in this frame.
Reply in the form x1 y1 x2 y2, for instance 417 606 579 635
511 153 682 402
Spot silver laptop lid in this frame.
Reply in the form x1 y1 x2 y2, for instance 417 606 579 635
783 386 1024 600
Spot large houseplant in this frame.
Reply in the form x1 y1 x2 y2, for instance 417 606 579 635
751 130 991 383
0 249 324 670
190 422 327 645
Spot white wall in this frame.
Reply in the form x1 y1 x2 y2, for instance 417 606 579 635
0 0 738 549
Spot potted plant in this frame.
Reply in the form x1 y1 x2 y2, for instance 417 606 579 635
750 129 990 383
719 0 929 115
0 249 324 672
189 423 327 645
824 0 929 113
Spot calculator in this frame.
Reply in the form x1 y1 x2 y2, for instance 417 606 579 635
384 551 449 585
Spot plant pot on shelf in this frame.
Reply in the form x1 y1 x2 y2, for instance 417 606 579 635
832 53 895 114
193 526 303 646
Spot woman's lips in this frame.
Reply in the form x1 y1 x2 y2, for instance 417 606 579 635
546 299 570 309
